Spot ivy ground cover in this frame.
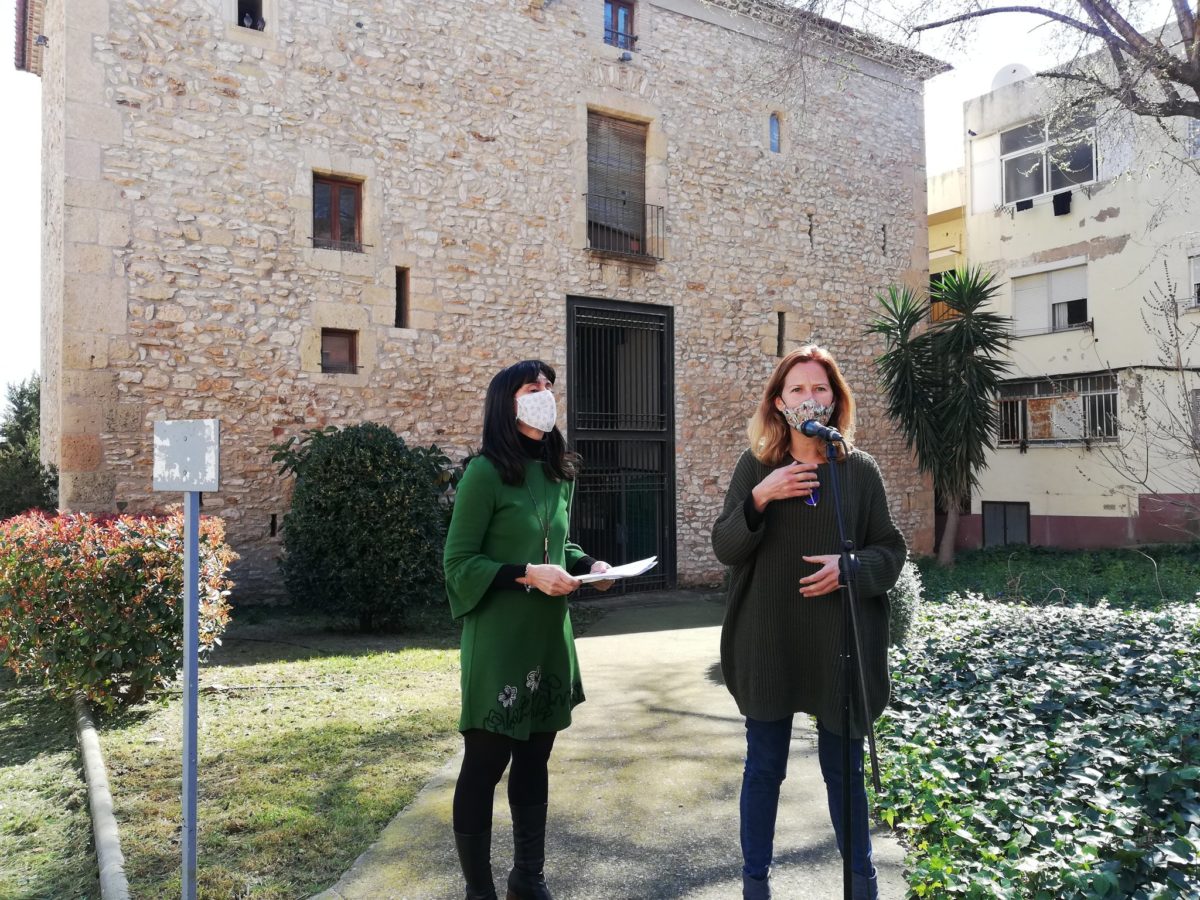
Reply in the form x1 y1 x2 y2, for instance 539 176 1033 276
875 595 1200 898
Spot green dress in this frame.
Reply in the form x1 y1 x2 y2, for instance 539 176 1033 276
444 454 588 738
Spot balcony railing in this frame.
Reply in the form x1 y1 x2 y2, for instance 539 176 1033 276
313 236 364 253
584 194 664 261
604 28 637 50
1012 319 1094 338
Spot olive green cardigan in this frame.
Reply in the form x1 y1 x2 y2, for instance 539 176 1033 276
712 448 906 737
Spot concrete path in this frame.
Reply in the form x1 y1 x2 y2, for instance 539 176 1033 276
313 591 905 900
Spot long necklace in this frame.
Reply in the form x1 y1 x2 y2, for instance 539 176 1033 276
525 478 552 564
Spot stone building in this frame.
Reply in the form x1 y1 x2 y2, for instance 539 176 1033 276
18 0 941 598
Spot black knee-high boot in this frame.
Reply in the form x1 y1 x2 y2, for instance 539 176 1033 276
505 803 553 900
454 830 498 900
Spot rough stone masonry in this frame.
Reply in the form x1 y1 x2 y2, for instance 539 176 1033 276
31 0 941 598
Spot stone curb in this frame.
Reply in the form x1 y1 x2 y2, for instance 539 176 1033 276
74 695 131 900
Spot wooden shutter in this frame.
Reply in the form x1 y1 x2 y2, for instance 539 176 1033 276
587 114 646 237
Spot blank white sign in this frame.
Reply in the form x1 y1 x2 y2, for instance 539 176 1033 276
153 420 220 492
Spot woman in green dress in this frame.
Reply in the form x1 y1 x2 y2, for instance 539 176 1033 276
445 359 612 900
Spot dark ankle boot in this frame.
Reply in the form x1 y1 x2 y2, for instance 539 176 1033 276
852 868 879 900
505 803 553 900
743 871 772 899
454 830 498 900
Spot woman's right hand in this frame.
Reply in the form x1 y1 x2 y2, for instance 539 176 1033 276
750 461 820 511
518 564 582 597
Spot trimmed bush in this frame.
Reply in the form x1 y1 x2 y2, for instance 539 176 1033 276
272 423 455 631
0 512 235 711
888 557 923 647
916 544 1200 609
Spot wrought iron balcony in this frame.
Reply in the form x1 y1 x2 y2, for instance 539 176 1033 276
584 194 664 261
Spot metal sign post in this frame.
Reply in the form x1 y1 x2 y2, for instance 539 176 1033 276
152 420 220 900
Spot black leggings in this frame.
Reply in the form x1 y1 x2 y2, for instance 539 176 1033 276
452 729 557 834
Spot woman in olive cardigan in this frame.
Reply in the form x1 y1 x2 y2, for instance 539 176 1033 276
712 346 906 900
444 360 611 900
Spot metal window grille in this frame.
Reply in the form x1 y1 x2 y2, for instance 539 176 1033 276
1084 391 1118 439
998 398 1026 445
997 374 1118 444
568 298 675 595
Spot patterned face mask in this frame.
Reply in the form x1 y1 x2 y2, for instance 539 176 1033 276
516 389 557 433
781 398 835 432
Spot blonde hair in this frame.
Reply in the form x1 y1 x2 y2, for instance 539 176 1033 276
748 345 856 465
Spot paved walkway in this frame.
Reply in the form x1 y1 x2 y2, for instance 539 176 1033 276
313 591 905 900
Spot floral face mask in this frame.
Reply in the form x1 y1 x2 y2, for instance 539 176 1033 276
781 398 835 432
516 389 557 433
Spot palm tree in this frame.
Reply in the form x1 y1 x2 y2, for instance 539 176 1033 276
868 267 1014 565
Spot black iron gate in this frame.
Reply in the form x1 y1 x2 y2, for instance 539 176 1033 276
567 297 676 594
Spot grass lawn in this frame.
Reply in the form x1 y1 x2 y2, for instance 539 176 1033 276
0 599 608 900
98 611 463 899
0 671 98 899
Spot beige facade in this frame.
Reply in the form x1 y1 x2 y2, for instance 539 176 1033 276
946 73 1200 549
23 0 940 597
926 168 964 279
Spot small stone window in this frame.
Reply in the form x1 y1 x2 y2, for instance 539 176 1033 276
238 0 265 30
769 113 781 154
313 175 363 252
320 329 358 374
604 0 636 50
395 267 410 328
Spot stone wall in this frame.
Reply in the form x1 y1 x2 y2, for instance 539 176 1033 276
47 0 933 599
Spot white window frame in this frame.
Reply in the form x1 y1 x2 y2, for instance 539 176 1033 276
999 116 1097 205
997 374 1118 447
1011 263 1089 336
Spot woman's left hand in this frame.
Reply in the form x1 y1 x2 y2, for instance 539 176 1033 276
799 554 841 598
589 560 615 592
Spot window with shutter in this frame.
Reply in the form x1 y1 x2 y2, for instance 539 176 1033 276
587 113 647 255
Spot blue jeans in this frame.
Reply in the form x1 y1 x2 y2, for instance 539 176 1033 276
740 716 875 880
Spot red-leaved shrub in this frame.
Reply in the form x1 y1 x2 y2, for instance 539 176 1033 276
0 511 236 710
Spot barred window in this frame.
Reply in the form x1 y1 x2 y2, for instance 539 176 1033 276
997 373 1118 446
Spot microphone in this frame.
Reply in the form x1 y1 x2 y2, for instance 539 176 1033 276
800 419 843 443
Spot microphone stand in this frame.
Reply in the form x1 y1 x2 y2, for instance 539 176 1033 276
822 436 882 900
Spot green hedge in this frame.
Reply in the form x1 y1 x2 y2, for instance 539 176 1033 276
0 512 235 711
272 424 456 631
916 544 1200 609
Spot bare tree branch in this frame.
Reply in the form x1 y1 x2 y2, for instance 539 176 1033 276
910 6 1114 43
1175 0 1197 38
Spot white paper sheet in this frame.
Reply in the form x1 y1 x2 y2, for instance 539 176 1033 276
576 556 658 584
